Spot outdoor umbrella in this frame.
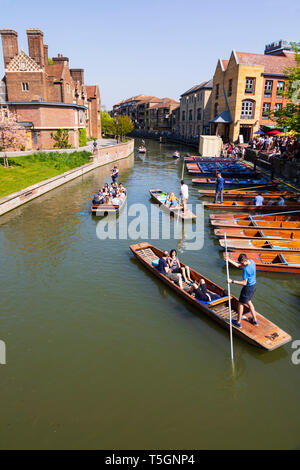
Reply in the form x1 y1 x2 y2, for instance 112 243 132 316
269 130 281 135
254 130 264 135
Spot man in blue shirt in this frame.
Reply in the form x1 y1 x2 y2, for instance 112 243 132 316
225 253 258 328
157 251 183 289
214 172 224 203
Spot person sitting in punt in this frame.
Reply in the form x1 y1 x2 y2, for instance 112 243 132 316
92 193 102 205
168 249 192 284
157 251 183 289
277 196 285 206
253 193 264 206
167 192 180 208
119 189 126 200
111 192 121 205
188 279 227 302
119 183 127 195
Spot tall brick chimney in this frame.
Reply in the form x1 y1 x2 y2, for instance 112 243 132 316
43 44 48 64
70 69 84 84
26 28 44 67
0 29 18 68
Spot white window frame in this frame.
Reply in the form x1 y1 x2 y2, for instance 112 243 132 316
262 102 271 117
245 78 254 93
241 100 254 118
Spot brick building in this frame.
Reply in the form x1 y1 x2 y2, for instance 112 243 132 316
179 80 213 138
210 44 297 143
0 28 101 150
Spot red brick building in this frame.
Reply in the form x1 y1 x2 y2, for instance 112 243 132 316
0 28 101 150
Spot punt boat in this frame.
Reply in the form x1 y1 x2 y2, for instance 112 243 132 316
210 215 300 231
203 200 300 212
198 190 298 200
219 237 300 253
172 151 180 158
225 251 300 274
192 178 272 188
138 146 147 153
149 189 196 220
91 193 127 216
214 227 300 240
130 242 291 350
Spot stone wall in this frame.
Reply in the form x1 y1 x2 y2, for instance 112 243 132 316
245 148 300 183
0 139 134 216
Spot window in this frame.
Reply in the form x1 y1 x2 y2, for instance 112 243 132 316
241 100 254 118
262 102 271 118
264 80 273 96
274 103 282 112
22 82 29 91
182 111 185 121
214 103 219 117
228 79 233 96
79 110 83 124
189 110 193 121
197 108 202 120
245 78 255 94
276 81 284 97
215 84 219 99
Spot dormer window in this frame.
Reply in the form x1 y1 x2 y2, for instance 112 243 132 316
22 82 29 91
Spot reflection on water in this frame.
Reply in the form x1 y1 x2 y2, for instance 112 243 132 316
0 140 299 450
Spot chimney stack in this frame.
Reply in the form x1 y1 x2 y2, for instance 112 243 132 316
43 44 48 64
26 28 44 67
0 29 18 68
70 69 84 84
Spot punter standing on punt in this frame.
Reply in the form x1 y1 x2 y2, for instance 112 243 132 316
214 172 224 204
180 180 189 215
225 253 258 328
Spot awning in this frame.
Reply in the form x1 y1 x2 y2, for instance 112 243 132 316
210 109 232 123
17 121 34 128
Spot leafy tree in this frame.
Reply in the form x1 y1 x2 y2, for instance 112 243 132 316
50 129 71 148
101 111 116 135
116 115 134 141
272 46 300 132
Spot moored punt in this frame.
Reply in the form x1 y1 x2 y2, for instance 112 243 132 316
210 213 300 221
210 214 300 230
172 151 180 158
198 190 298 200
192 178 271 187
130 242 291 350
149 189 196 220
219 237 300 253
214 227 300 240
138 146 147 153
91 193 127 216
203 200 300 212
225 251 300 274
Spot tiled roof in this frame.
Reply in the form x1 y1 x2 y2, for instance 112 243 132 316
220 60 228 71
45 62 64 81
181 80 213 97
235 51 296 74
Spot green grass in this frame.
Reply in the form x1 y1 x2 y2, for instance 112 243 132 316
0 151 92 198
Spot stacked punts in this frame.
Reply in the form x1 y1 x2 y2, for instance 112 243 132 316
214 227 300 240
210 214 300 230
149 189 196 220
192 177 270 187
198 189 299 200
219 237 300 253
203 200 300 212
130 242 291 349
225 251 300 274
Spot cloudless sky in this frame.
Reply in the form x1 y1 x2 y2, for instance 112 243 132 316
1 0 300 109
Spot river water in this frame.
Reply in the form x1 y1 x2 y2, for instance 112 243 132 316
0 139 299 449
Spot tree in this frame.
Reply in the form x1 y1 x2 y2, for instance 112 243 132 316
101 111 116 135
116 115 134 141
0 111 27 167
272 45 300 132
50 129 71 148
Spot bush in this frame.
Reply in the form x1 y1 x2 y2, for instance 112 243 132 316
50 129 71 148
79 128 87 147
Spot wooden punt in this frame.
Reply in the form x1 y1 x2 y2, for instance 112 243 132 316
225 251 300 274
172 151 180 158
203 200 300 212
138 146 147 153
198 190 298 200
210 215 300 231
219 237 300 253
149 189 196 220
214 227 300 240
192 178 272 187
91 193 127 216
130 242 291 350
210 214 300 221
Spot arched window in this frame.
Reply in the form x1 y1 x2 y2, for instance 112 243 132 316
241 100 255 119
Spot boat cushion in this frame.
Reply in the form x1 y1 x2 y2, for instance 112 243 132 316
279 254 287 263
152 259 159 267
195 295 228 305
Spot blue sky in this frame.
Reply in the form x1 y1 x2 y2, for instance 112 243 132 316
1 0 300 109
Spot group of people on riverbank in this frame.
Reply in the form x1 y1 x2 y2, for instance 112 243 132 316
249 135 300 162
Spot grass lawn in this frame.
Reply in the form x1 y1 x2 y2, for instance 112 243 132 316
0 151 92 198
